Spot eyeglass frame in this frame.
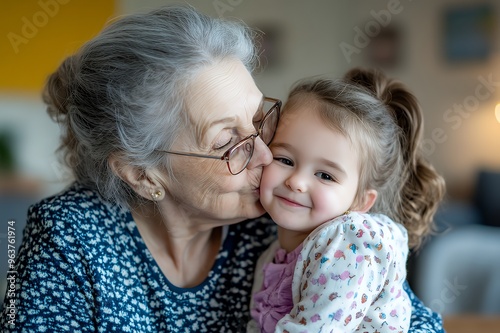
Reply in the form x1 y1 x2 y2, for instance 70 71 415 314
156 96 282 175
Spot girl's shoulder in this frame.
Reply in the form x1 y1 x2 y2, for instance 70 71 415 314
308 212 407 242
302 212 408 260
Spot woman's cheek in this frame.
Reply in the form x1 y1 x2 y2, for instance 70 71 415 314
170 158 220 195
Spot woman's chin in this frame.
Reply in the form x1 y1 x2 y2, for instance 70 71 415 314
245 201 267 220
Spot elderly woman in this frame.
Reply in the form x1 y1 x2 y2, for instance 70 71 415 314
1 5 443 332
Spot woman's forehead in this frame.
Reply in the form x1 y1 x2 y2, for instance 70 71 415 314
186 59 262 131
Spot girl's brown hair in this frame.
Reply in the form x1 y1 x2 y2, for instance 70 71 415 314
286 68 445 249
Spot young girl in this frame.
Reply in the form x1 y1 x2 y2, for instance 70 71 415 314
248 68 445 332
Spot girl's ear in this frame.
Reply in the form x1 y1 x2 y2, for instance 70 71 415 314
357 189 378 213
108 155 165 201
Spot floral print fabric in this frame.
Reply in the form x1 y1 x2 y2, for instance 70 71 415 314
254 212 411 332
0 182 276 332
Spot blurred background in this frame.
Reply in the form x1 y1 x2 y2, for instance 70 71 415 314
1 0 499 324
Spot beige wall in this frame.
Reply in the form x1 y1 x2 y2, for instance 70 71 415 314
122 0 500 199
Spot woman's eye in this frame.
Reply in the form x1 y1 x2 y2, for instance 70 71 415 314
315 172 336 182
253 114 264 124
214 138 233 150
253 116 264 130
274 157 293 166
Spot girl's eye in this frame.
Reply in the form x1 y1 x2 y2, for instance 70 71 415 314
315 172 336 182
274 157 293 166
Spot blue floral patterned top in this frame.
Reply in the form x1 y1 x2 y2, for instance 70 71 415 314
1 182 444 332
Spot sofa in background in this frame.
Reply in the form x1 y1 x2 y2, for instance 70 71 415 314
411 169 500 315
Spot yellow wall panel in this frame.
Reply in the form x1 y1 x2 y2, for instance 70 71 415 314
0 0 116 92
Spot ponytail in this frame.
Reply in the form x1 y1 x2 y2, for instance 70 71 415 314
345 68 446 249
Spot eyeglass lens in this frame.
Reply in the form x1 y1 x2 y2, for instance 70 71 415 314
227 101 279 174
260 101 279 144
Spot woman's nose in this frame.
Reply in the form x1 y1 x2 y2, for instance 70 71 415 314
285 171 307 193
246 136 273 169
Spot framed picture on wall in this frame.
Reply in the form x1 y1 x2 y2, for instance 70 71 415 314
443 4 495 63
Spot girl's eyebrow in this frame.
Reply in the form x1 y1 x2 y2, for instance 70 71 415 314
269 142 293 152
319 157 347 177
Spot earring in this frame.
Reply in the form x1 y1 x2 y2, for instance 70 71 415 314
151 190 162 201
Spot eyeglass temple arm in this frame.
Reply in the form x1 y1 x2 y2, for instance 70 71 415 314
156 150 226 160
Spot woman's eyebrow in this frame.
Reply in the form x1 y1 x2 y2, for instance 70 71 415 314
196 116 236 144
208 116 237 128
208 101 263 129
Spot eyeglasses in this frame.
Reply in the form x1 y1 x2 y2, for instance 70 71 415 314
157 97 281 175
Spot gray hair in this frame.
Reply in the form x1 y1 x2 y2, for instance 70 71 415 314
43 5 259 208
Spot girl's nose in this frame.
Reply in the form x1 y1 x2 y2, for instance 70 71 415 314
285 171 307 193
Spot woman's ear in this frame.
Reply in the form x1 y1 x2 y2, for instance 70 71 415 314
108 155 165 201
357 189 378 213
